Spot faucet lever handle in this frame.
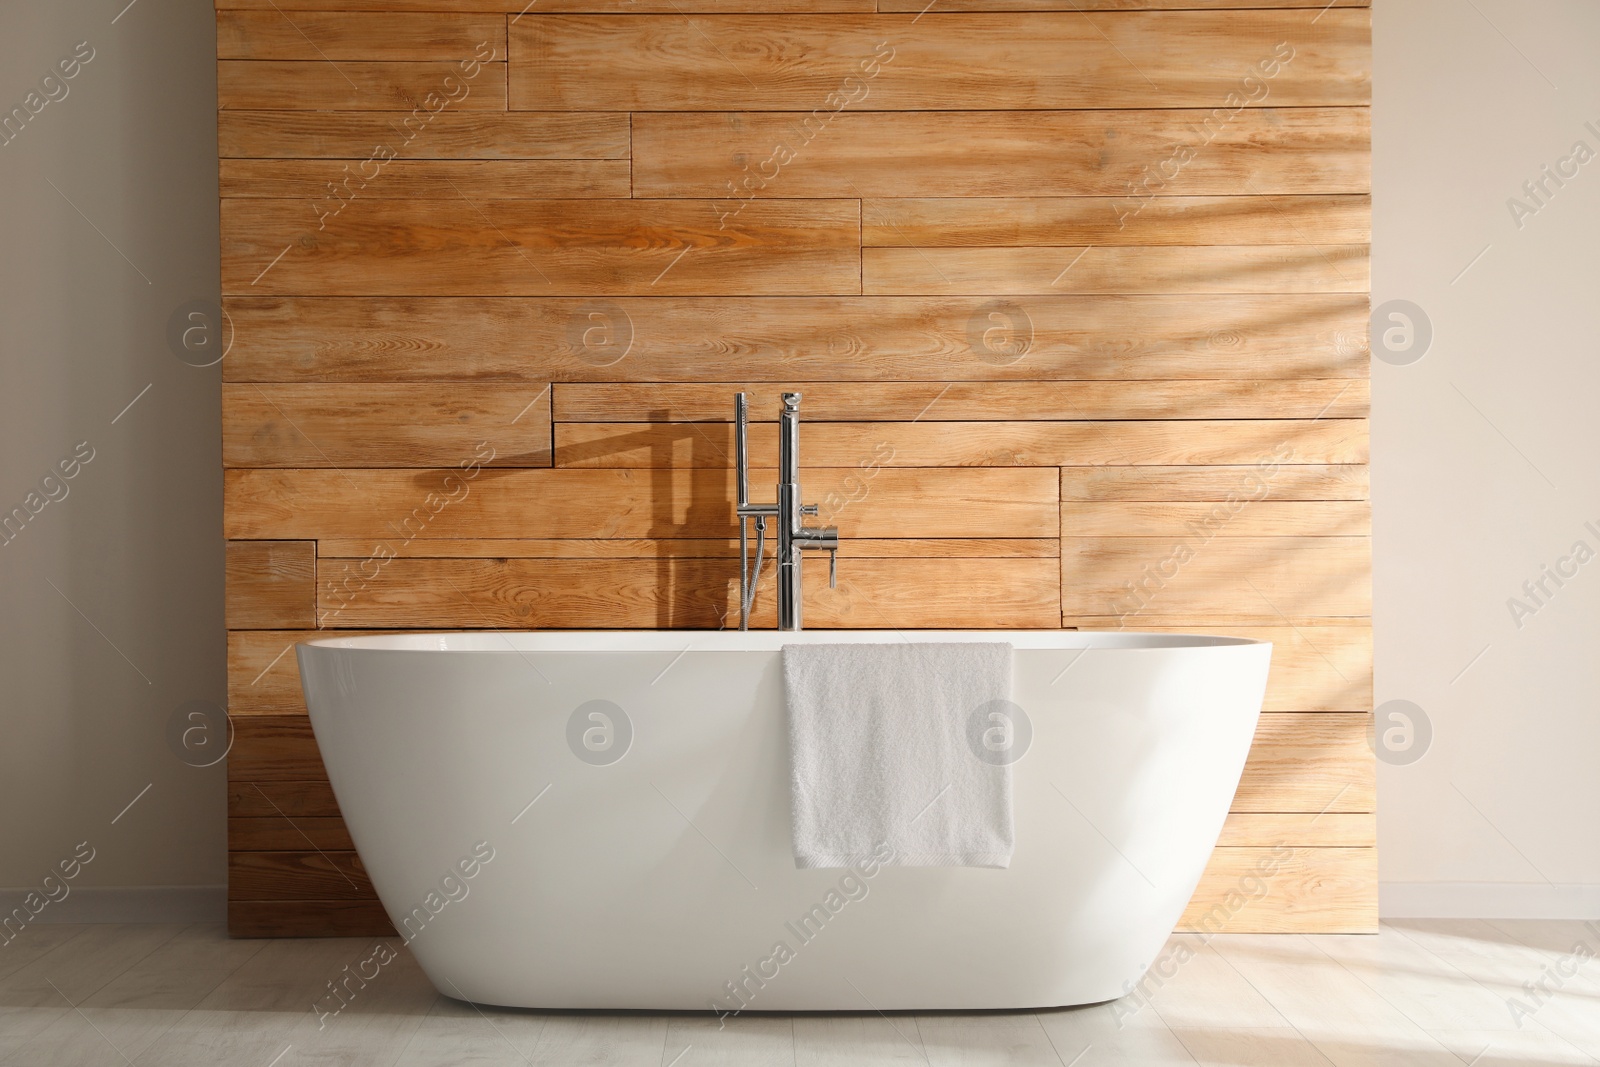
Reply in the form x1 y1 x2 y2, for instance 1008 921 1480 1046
801 503 819 517
828 547 837 589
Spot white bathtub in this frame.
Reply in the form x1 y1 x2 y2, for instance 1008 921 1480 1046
297 630 1270 1012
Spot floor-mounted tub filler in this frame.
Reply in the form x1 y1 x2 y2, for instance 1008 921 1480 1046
297 629 1271 1012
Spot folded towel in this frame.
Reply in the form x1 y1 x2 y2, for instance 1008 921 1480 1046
783 642 1016 869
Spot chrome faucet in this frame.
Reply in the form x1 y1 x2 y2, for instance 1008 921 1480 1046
736 392 838 631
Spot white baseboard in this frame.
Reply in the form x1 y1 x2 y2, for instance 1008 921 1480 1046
1382 882 1600 919
0 886 225 924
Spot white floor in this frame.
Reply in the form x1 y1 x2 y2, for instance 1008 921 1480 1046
1 920 1598 1065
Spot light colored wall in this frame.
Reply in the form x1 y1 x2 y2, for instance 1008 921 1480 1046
1374 0 1600 916
0 1 224 911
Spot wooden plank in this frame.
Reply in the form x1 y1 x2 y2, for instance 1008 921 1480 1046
861 246 1370 296
230 630 405 716
511 12 1367 111
1216 813 1375 849
881 1 1369 9
219 159 630 199
554 381 1370 423
315 538 1060 559
862 196 1372 247
218 61 507 112
219 200 862 297
225 541 316 629
225 467 1061 540
229 715 327 781
1233 713 1373 813
1062 464 1369 502
315 555 1060 629
221 294 1370 383
219 0 873 11
217 12 505 61
554 420 1368 468
1062 537 1371 619
229 779 340 818
229 899 393 939
218 112 629 160
223 383 552 468
1178 847 1377 934
228 851 374 900
633 108 1370 197
230 817 353 852
1067 501 1371 538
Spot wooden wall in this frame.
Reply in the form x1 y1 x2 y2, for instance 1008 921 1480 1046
217 0 1373 937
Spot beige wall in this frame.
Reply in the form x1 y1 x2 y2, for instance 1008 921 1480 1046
0 2 224 912
1374 0 1600 915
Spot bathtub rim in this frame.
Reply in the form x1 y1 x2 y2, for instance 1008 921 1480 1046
297 629 1271 653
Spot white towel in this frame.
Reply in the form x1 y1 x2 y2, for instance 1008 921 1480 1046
783 642 1016 869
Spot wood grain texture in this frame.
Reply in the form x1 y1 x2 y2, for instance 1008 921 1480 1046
316 538 1061 559
1062 537 1371 619
230 816 354 852
879 0 1369 8
218 0 874 10
229 630 398 715
223 383 552 468
314 555 1061 628
555 420 1367 468
633 108 1370 197
229 714 330 782
218 61 507 112
1061 464 1369 501
554 380 1370 422
219 160 631 199
511 12 1367 111
1067 500 1371 537
862 246 1370 296
228 899 393 939
221 295 1371 383
218 1 1371 936
218 111 630 160
225 540 316 629
1234 714 1374 813
862 196 1372 247
230 779 341 818
220 199 863 297
1178 846 1377 934
225 467 1061 540
217 12 505 61
1217 813 1375 849
228 851 374 900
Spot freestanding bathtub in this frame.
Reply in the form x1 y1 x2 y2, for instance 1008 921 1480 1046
297 630 1270 1012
